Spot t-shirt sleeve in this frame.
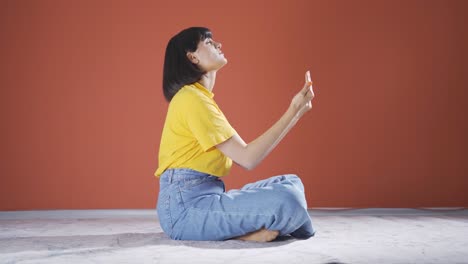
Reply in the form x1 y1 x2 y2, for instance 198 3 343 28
186 96 237 152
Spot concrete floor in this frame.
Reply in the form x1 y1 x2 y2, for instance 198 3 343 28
1 208 467 264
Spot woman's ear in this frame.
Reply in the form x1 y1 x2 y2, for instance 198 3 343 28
186 52 199 64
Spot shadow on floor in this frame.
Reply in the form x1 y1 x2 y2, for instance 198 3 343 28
0 232 305 253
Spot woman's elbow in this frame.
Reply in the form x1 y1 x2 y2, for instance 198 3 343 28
238 159 257 171
244 164 255 171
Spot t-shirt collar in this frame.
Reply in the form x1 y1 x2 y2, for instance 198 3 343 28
193 82 215 98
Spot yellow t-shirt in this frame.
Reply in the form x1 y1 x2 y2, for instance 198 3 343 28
154 82 237 177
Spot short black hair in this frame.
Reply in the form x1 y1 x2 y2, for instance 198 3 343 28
162 27 212 102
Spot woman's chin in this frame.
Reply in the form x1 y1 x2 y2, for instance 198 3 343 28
216 59 228 70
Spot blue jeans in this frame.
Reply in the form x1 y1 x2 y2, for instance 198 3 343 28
156 168 316 241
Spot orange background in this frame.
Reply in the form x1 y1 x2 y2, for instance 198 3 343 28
1 0 467 210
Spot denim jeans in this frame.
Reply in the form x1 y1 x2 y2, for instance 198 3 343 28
156 168 316 241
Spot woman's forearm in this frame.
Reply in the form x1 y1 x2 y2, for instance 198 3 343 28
217 76 313 170
244 105 300 169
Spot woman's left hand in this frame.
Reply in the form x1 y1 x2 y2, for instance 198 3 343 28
289 71 315 120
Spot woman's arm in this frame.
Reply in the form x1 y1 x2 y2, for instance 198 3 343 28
216 71 315 170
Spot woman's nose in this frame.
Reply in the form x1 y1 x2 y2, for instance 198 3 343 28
216 42 222 49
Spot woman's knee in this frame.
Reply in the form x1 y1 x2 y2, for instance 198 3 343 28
274 184 306 211
285 173 303 183
280 174 305 194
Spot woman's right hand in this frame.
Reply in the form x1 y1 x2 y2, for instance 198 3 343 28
289 70 315 120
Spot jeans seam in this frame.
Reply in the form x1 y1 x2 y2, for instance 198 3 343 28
165 194 173 237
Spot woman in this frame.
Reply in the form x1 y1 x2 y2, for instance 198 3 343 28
155 27 316 242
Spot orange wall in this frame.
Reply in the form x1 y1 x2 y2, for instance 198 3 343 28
1 0 467 210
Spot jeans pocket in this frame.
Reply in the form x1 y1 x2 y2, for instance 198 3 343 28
182 178 205 190
182 175 220 190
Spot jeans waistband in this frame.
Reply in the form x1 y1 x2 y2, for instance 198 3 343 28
160 168 218 184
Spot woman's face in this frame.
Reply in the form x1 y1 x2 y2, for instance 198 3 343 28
187 37 227 72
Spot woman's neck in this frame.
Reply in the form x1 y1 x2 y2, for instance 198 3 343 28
198 71 217 92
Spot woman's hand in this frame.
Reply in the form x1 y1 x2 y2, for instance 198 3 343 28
289 70 315 120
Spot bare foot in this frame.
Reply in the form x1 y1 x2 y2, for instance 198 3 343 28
233 228 279 242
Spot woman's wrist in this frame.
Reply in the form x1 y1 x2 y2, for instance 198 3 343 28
286 104 301 123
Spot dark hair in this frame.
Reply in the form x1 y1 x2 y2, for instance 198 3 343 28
162 27 212 102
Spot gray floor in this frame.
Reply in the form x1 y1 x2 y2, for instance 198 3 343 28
1 208 467 264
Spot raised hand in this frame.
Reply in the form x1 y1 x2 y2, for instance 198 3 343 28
290 70 315 119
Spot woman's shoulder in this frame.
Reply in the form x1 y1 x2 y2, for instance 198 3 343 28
172 84 210 103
